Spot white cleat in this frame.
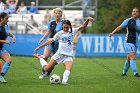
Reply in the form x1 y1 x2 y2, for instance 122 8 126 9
38 74 45 79
62 81 68 85
38 73 48 79
0 75 7 83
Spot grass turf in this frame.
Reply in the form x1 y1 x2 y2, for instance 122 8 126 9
0 56 140 93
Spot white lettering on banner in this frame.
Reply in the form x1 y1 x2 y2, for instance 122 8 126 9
106 37 114 53
115 36 125 53
81 36 93 53
94 36 104 53
80 35 140 56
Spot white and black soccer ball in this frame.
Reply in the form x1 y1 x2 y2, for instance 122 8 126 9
50 74 61 84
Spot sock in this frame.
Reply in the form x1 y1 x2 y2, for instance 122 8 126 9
122 60 130 74
41 69 48 76
130 60 138 75
62 70 70 83
42 69 48 75
1 62 11 76
39 58 48 76
39 58 48 68
42 69 46 74
0 62 2 73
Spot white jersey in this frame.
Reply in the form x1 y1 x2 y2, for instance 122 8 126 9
53 27 79 56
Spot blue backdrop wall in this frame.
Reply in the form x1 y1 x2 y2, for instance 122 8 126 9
4 34 140 57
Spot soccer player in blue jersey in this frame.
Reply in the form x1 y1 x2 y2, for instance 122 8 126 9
0 12 16 83
34 8 63 79
109 7 140 77
34 17 94 84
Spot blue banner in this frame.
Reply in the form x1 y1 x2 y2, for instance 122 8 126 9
4 34 140 57
4 34 45 56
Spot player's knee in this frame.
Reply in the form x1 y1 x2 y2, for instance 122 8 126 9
5 59 12 63
128 52 136 60
129 55 136 60
65 65 72 71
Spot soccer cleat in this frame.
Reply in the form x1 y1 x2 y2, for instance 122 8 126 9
62 81 68 85
134 73 140 77
121 73 127 76
38 72 49 79
38 74 48 79
33 54 43 59
0 75 7 83
38 74 45 79
33 53 40 58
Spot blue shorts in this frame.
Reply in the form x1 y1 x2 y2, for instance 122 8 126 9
124 42 137 53
45 44 58 54
0 47 8 56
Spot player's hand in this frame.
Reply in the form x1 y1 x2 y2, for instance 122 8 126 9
87 17 94 22
48 38 53 41
38 38 43 44
34 47 40 54
4 40 11 44
13 37 16 43
109 33 113 37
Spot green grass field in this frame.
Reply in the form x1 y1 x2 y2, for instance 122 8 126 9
0 56 140 93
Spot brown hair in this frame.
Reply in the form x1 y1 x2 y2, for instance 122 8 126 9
133 7 140 12
62 20 72 33
0 12 8 21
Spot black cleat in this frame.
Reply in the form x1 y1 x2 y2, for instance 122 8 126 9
121 73 127 76
134 73 140 77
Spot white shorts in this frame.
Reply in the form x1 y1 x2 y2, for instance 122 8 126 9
51 52 73 64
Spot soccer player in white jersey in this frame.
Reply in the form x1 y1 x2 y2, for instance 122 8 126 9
34 17 93 84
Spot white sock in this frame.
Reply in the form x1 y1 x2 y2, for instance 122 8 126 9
39 58 48 68
62 70 70 83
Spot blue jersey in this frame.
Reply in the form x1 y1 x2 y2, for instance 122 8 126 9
0 25 9 50
48 19 63 37
121 18 140 45
47 19 63 53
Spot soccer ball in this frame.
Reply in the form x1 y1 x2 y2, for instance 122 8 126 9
50 74 61 84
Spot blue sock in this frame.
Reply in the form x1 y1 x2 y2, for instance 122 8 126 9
122 60 130 74
1 62 11 76
130 60 138 75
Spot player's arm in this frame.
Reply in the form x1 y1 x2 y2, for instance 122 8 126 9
0 39 11 44
35 31 59 53
0 32 15 44
38 30 51 44
8 32 16 43
38 20 53 44
109 19 129 37
78 17 94 31
109 25 122 37
0 40 11 44
35 38 54 53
